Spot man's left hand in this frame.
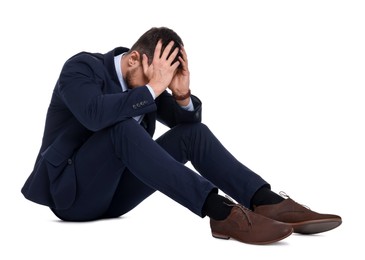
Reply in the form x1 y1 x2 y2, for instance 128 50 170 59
169 46 190 104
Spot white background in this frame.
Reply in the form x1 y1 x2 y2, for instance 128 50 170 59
1 0 364 259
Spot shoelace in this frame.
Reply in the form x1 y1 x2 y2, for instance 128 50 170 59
223 195 252 226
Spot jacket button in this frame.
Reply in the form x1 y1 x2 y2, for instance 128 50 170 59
67 158 73 165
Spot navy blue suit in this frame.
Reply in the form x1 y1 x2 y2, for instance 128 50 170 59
21 47 268 221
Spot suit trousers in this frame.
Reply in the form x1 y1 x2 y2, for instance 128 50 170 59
52 120 268 221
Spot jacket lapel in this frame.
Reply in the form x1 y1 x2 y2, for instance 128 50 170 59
103 47 130 93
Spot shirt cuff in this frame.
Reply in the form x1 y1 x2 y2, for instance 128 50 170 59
146 84 193 111
180 98 194 111
146 85 156 99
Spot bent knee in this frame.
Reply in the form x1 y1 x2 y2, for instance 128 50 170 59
179 122 210 133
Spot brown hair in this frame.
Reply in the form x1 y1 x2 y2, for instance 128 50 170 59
129 27 184 68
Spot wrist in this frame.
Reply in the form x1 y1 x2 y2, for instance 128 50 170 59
147 82 166 97
172 89 191 100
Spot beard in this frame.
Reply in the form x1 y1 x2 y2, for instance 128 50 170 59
125 67 137 89
125 66 148 89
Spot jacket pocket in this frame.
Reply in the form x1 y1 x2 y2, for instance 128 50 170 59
41 146 77 210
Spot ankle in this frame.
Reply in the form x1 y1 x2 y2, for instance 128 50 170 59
250 186 284 209
202 191 233 220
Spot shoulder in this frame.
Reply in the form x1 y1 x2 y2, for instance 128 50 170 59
60 51 105 77
65 51 104 68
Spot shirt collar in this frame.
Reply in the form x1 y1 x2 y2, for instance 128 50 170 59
114 53 128 92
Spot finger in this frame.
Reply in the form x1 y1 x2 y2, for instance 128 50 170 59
153 40 163 60
178 56 187 70
141 54 149 74
180 47 188 66
180 46 187 60
160 41 175 60
166 46 180 64
178 50 189 72
170 60 180 72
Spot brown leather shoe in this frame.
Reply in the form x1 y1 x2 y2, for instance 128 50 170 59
253 192 342 234
210 204 293 245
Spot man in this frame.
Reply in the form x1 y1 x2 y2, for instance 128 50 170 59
21 27 341 245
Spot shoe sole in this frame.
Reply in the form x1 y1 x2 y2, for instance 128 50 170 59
292 218 342 234
211 228 293 245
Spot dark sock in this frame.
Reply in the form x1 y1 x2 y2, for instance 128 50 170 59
250 186 284 209
202 192 233 220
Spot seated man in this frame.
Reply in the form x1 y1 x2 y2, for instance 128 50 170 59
21 27 341 245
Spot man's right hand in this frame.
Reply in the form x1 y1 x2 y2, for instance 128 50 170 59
142 40 180 97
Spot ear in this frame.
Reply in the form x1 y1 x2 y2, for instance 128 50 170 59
128 51 141 67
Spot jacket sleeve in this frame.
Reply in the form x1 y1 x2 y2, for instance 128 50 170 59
156 90 202 128
57 54 156 131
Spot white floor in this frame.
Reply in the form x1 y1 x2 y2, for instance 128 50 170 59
2 184 360 260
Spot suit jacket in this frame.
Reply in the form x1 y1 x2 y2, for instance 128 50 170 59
21 47 202 210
